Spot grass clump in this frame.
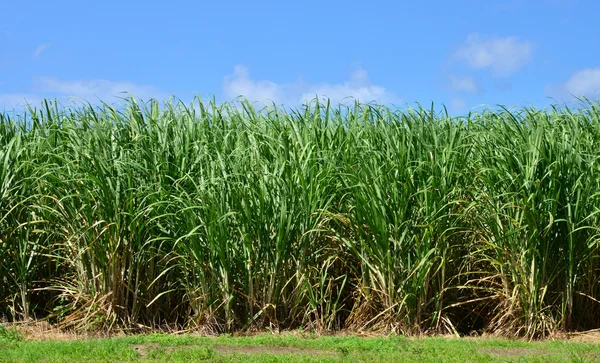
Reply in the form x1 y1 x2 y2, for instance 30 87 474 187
0 324 23 342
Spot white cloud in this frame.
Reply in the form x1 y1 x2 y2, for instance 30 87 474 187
546 68 600 101
222 65 401 106
299 68 399 104
33 43 51 59
0 77 168 109
223 66 284 104
453 34 532 76
448 74 479 94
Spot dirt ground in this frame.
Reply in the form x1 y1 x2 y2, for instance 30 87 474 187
5 321 600 344
566 329 600 343
127 343 338 358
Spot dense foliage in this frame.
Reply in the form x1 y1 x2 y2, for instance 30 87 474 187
1 98 599 338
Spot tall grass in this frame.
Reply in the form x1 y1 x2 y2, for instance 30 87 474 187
0 98 599 338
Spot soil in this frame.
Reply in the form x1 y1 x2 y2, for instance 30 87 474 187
8 321 600 342
128 343 337 358
212 345 338 356
477 347 553 357
3 321 107 341
129 343 164 357
567 329 600 344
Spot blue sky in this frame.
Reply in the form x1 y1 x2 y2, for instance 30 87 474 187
1 0 599 113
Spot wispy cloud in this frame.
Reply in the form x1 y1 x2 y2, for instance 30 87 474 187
223 65 402 106
453 34 532 76
0 77 168 109
32 76 168 102
0 93 42 109
546 68 600 101
448 74 479 94
33 43 51 59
